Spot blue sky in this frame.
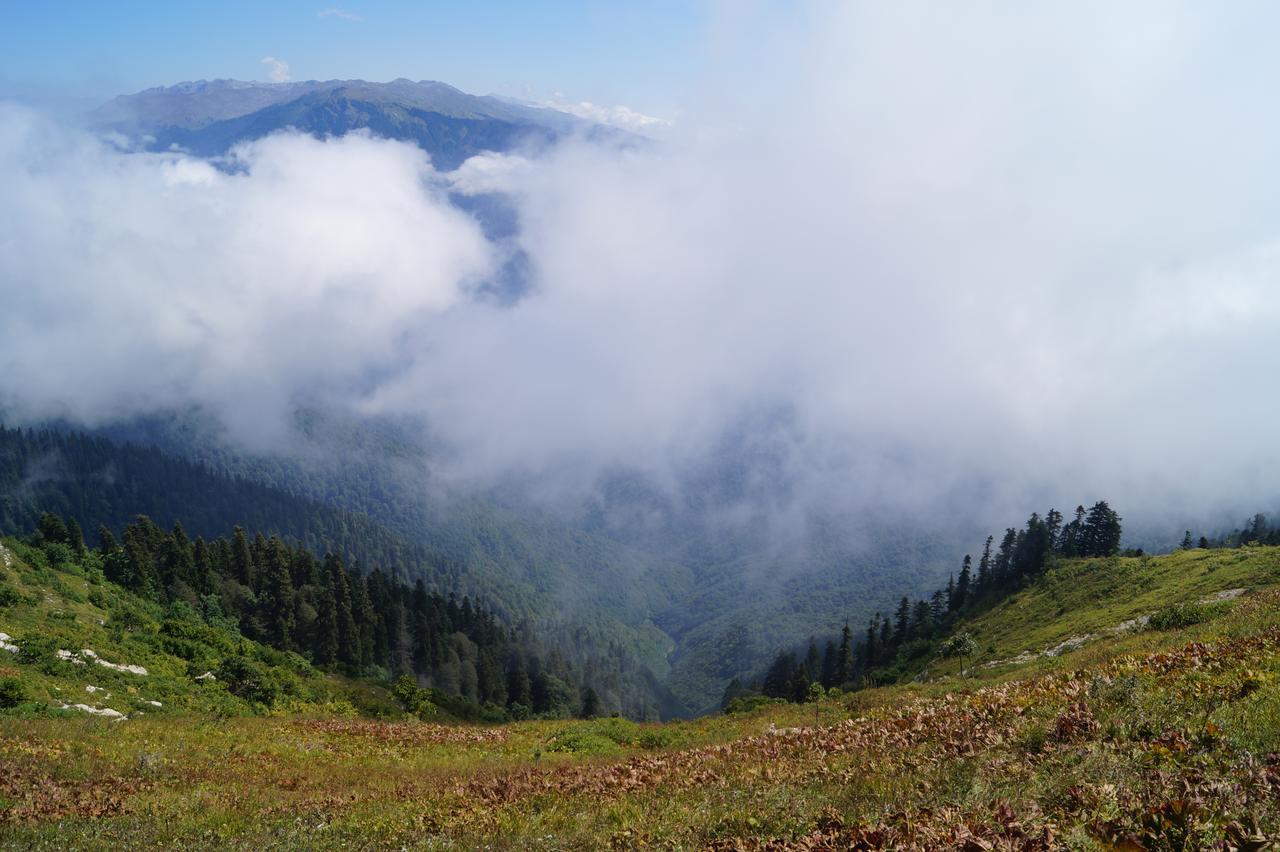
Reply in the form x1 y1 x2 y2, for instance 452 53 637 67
0 1 710 116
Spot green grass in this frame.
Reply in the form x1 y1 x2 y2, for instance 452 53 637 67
4 540 1280 848
928 546 1279 680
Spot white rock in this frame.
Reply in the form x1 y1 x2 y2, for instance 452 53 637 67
0 632 17 654
145 700 162 707
63 648 148 675
1201 588 1246 603
1044 635 1093 657
85 685 106 694
194 671 216 681
59 702 127 721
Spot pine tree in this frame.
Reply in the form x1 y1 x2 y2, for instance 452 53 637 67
165 522 195 590
1181 530 1194 549
66 517 86 555
976 535 994 595
507 657 532 709
788 663 811 703
862 616 878 670
910 599 931 639
805 638 821 678
836 622 854 685
954 556 972 609
1044 509 1063 552
820 640 838 688
262 537 295 649
579 686 601 719
893 596 911 645
325 554 358 668
353 575 376 668
763 651 797 698
316 571 341 667
1082 501 1122 556
97 525 117 556
231 526 254 587
995 528 1017 583
191 537 215 594
38 512 68 546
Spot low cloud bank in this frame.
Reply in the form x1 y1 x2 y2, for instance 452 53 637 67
4 4 1280 533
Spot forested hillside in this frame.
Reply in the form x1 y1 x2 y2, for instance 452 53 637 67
90 412 969 712
4 420 971 714
743 502 1127 706
12 514 627 720
4 538 1279 847
0 427 680 718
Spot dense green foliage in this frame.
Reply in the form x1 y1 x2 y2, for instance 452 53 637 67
28 514 608 720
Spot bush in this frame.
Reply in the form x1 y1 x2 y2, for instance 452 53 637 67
0 582 24 608
547 718 645 755
547 729 623 756
215 654 281 707
0 676 29 709
15 635 59 667
1148 601 1228 631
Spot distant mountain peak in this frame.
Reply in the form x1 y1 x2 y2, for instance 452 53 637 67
89 78 634 169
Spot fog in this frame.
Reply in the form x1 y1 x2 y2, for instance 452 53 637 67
4 3 1280 537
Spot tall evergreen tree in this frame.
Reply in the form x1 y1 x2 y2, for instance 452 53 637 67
976 535 994 595
262 537 296 649
231 526 254 587
954 555 972 609
836 622 854 685
893 596 912 645
820 640 838 688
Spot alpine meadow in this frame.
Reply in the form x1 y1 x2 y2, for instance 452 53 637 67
4 3 1280 849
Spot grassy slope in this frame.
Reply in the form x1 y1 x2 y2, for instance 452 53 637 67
0 539 396 721
2 544 1280 848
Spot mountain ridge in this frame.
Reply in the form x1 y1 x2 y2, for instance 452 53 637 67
89 77 631 169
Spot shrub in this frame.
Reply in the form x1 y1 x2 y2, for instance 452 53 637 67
0 582 23 608
547 729 623 756
636 728 679 749
723 695 778 715
215 654 281 707
1148 601 1228 631
0 676 29 709
15 636 59 667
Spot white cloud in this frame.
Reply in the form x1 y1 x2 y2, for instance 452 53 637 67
0 112 492 447
7 3 1280 532
260 56 291 83
538 97 673 134
317 8 362 23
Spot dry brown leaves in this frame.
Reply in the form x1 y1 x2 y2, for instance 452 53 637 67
0 760 150 824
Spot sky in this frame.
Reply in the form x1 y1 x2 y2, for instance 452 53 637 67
4 2 1280 541
0 1 708 119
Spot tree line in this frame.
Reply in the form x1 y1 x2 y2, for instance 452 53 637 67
30 512 605 722
1180 512 1280 550
728 501 1123 709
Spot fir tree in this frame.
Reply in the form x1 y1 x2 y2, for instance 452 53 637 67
836 622 854 685
893 596 912 645
954 556 972 609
